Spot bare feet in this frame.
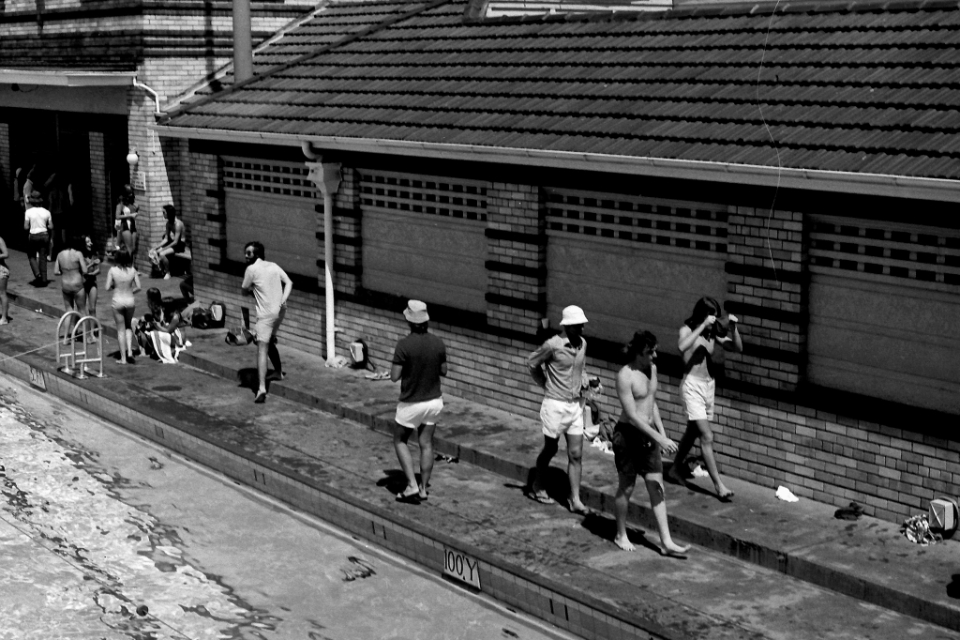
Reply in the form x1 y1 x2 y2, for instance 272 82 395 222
666 466 686 485
614 534 635 551
418 485 429 500
568 499 589 515
661 543 691 558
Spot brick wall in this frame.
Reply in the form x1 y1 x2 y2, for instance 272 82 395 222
0 123 9 203
725 207 808 391
182 148 959 525
485 183 546 335
88 132 110 246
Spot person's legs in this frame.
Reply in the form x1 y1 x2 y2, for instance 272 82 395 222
255 340 269 399
417 422 436 499
393 421 419 498
693 419 732 500
267 338 283 379
668 420 700 484
0 276 8 323
122 307 136 359
37 237 48 282
532 435 559 498
564 431 586 513
644 472 690 556
112 307 127 362
614 472 636 551
158 247 174 276
27 236 40 280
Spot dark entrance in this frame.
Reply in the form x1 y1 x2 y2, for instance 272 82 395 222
4 109 126 252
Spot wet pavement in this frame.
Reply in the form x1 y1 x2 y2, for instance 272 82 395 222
1 247 959 639
0 374 569 640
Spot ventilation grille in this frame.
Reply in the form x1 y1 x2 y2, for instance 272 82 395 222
545 188 727 254
810 216 960 286
359 169 488 223
223 157 319 200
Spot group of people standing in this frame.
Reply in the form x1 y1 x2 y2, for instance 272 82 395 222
9 175 191 366
525 297 742 556
376 293 744 559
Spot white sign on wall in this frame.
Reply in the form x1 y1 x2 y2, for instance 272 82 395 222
131 170 147 191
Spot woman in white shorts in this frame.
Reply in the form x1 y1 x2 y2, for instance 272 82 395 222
667 297 742 501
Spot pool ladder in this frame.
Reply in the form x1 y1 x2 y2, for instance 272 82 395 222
56 311 104 379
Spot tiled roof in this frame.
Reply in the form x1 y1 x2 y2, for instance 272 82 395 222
161 0 960 181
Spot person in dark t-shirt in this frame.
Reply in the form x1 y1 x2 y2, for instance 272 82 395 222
390 300 447 503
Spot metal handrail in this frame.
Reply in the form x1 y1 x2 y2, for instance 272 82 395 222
71 316 103 379
56 311 82 374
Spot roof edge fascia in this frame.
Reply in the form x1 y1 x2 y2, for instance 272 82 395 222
0 69 136 87
153 125 960 204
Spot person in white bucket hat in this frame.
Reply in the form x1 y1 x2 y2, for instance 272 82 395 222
390 300 447 503
526 304 594 514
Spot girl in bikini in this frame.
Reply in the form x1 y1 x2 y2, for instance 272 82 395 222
106 248 141 364
115 186 139 262
54 235 88 338
667 297 743 501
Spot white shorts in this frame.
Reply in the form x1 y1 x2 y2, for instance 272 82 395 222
256 305 286 344
681 375 715 422
540 397 584 439
395 397 444 429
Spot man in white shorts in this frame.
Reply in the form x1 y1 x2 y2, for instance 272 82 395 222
241 241 291 404
390 300 447 503
527 305 591 514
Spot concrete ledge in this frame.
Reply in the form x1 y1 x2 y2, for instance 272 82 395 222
0 331 675 640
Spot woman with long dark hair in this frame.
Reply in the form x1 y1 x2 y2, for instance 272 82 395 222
114 185 139 261
666 296 742 501
148 205 186 279
81 235 101 322
106 248 141 364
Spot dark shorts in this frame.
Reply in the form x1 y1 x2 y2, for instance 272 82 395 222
612 422 663 479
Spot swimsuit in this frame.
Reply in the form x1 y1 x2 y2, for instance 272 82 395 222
58 251 84 295
109 267 139 311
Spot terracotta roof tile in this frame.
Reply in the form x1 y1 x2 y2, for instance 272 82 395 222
162 0 960 180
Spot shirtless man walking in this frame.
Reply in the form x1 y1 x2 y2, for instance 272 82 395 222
667 296 742 501
613 330 690 557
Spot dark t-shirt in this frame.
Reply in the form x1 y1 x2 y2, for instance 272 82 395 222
392 332 446 403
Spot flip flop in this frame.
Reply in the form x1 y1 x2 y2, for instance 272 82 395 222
718 491 735 503
254 391 267 404
525 490 556 505
396 491 421 504
568 503 590 516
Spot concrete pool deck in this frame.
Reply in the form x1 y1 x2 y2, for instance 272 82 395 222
0 247 958 639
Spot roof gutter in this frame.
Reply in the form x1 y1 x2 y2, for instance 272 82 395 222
152 125 960 204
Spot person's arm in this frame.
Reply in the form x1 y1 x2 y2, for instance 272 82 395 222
439 344 448 377
678 317 715 353
278 268 292 306
615 367 673 449
77 252 88 274
390 343 405 383
132 271 141 294
86 259 101 278
527 340 553 388
241 267 253 296
54 252 62 276
0 237 8 261
105 268 115 291
23 212 29 231
719 314 743 353
153 311 181 334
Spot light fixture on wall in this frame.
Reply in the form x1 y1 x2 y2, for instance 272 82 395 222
126 149 140 168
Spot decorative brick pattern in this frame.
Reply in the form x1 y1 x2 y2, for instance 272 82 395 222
0 123 9 208
724 207 807 391
181 148 958 526
332 165 360 295
485 183 545 334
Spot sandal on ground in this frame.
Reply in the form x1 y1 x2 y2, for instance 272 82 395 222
525 489 556 505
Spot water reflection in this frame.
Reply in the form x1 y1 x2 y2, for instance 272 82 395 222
0 397 273 639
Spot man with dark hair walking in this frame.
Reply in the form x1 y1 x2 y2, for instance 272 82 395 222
390 300 447 503
241 241 291 403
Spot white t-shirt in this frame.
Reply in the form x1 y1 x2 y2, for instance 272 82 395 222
24 206 52 235
241 259 289 318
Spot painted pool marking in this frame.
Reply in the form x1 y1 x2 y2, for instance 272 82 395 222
443 546 481 590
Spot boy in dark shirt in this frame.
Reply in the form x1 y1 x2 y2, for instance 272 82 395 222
390 300 447 503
